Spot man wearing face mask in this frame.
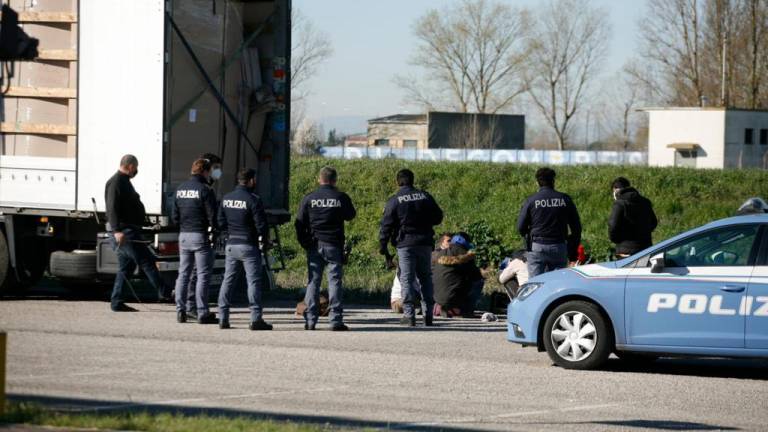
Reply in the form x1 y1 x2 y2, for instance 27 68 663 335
608 177 657 258
104 154 170 312
172 158 219 324
185 153 223 320
217 168 272 330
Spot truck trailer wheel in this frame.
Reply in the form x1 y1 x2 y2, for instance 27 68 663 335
50 250 97 280
0 229 10 294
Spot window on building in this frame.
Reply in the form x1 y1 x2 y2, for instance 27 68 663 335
760 129 767 145
403 139 418 148
674 150 697 168
374 139 390 146
745 128 754 145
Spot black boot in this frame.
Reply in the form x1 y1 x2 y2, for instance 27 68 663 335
177 311 187 323
424 315 434 327
219 320 230 329
250 319 273 331
400 316 416 327
198 312 218 324
331 323 349 331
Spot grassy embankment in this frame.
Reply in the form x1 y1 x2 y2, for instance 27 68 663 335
274 157 768 300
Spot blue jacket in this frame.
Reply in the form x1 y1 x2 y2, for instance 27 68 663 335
379 185 443 252
517 186 581 259
295 185 356 248
172 175 218 234
218 185 269 246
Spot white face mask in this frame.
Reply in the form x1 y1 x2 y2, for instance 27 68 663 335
211 168 223 180
613 189 619 200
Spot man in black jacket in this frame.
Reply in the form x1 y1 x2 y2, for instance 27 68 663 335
172 158 218 324
295 166 356 331
104 154 169 312
217 168 272 330
517 167 581 278
608 177 658 257
380 169 443 327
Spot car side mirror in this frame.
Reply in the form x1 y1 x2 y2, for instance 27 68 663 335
650 253 665 274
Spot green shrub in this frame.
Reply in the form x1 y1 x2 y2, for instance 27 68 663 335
275 158 768 294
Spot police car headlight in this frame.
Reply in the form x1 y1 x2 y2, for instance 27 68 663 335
517 282 544 301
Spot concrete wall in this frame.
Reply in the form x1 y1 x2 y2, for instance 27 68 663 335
367 122 428 149
724 111 768 168
647 110 726 168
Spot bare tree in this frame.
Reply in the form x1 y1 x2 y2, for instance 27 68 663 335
525 0 610 150
597 62 650 151
290 8 333 140
395 0 530 114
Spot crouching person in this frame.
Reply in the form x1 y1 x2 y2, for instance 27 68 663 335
217 168 272 330
433 233 484 318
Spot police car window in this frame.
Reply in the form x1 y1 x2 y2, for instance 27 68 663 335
663 225 758 267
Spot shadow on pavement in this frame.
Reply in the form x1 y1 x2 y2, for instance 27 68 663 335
9 394 481 432
523 419 740 431
598 357 768 381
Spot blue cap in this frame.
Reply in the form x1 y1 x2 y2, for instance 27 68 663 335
451 234 474 250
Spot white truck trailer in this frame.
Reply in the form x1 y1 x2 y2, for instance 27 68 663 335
0 0 291 293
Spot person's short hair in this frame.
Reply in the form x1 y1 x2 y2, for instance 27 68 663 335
535 167 556 187
199 152 222 165
319 166 338 183
191 158 212 175
237 168 257 185
440 232 453 239
120 154 138 168
612 177 631 190
396 169 414 186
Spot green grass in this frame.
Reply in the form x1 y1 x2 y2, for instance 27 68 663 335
274 157 768 296
1 402 348 432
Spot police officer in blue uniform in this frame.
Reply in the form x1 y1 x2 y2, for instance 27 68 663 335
295 166 356 331
172 158 218 324
185 153 223 320
379 169 443 327
217 168 272 330
517 167 581 278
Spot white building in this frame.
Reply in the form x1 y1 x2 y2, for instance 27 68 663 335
645 108 768 169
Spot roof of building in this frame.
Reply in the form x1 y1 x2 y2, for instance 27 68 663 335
641 106 768 113
368 114 428 124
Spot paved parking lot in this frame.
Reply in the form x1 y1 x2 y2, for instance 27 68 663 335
1 297 767 431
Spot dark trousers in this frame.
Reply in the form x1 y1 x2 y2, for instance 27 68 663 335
304 242 344 326
109 229 167 310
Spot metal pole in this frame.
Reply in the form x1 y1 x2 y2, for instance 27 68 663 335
0 331 6 416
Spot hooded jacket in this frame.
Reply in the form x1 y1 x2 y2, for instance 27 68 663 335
608 187 658 255
432 244 482 309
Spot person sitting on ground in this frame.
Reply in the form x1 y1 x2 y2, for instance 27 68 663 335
432 232 484 318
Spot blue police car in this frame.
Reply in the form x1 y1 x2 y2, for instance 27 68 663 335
507 213 768 370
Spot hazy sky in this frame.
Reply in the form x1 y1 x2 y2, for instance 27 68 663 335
294 0 647 129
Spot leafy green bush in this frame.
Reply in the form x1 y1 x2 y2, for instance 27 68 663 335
276 157 768 294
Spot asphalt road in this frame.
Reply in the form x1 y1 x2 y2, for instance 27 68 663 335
1 291 767 431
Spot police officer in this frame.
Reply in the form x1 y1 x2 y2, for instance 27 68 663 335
295 166 356 331
104 154 170 312
608 177 657 258
217 168 272 330
379 169 443 327
185 153 223 320
172 158 218 324
517 167 581 278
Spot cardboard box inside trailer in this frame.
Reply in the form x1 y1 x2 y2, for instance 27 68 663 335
1 0 290 217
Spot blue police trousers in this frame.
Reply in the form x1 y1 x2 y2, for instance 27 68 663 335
304 242 344 326
218 244 264 322
527 242 568 278
397 246 435 319
174 232 213 315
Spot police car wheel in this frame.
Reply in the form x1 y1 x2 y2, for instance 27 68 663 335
542 301 611 370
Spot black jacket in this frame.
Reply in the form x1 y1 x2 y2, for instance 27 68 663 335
433 244 482 310
517 186 582 260
172 175 218 234
217 185 269 246
608 187 658 255
294 185 356 248
379 186 443 252
104 171 146 232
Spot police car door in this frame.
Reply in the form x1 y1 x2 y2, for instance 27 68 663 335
625 223 761 348
746 225 768 349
